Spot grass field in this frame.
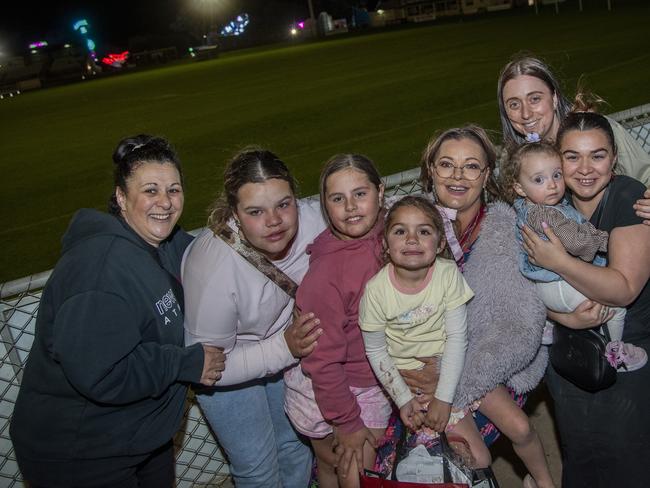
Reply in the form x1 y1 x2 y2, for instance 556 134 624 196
2 1 650 283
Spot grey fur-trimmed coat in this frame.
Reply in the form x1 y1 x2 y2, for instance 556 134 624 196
453 202 548 410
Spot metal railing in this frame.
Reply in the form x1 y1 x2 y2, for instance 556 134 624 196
2 104 649 487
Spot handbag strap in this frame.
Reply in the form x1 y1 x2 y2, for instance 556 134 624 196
590 180 611 230
438 433 454 483
217 225 298 299
591 182 613 338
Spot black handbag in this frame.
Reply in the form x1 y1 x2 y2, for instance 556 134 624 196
550 324 616 392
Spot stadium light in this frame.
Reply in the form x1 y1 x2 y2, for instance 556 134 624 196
73 19 89 34
28 41 48 49
290 28 298 36
220 13 249 36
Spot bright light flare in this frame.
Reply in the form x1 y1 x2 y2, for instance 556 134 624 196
101 51 130 67
220 12 249 36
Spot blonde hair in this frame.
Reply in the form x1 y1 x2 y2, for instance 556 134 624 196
419 125 502 202
319 153 383 230
497 53 572 149
500 142 562 204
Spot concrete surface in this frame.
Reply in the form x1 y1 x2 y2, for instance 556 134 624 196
491 382 562 487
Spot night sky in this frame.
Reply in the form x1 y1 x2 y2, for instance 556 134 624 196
0 1 372 56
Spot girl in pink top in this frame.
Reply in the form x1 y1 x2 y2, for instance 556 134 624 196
284 154 392 488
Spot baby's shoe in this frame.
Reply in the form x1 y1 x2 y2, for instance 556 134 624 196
605 341 648 372
541 320 554 346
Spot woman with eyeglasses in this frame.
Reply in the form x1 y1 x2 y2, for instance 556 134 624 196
388 125 554 487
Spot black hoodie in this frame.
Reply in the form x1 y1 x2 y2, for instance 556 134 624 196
10 209 203 484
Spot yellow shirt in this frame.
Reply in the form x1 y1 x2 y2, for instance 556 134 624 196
359 258 474 370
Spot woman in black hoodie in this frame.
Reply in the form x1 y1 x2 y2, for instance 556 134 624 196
10 135 226 487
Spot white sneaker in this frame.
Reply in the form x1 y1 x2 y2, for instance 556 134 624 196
618 342 648 372
605 341 648 372
541 321 554 346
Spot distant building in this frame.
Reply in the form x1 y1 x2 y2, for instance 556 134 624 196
373 0 514 25
0 43 96 93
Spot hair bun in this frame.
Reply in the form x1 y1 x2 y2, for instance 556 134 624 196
112 134 152 165
571 90 605 114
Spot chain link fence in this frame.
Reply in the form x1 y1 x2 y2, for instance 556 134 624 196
2 104 649 487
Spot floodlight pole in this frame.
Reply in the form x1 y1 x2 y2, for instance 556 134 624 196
607 0 612 11
308 0 317 38
579 0 583 11
555 0 559 14
534 0 538 15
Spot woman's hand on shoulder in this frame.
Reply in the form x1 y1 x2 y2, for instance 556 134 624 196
633 188 650 226
200 345 226 386
521 223 570 272
285 309 322 358
547 300 614 330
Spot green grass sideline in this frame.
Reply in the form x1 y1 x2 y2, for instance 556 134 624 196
1 2 649 283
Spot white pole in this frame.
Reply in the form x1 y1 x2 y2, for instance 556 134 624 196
555 0 559 14
579 0 583 12
607 0 612 11
307 0 317 37
534 0 538 15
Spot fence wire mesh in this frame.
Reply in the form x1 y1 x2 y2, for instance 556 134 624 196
1 104 649 487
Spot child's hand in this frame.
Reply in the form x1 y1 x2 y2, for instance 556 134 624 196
332 426 377 478
424 398 451 433
399 398 426 431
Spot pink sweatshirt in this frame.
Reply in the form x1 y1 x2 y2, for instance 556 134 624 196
297 218 384 434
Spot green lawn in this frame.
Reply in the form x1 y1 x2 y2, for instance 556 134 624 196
2 2 649 283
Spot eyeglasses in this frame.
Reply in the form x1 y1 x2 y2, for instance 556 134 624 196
433 161 487 181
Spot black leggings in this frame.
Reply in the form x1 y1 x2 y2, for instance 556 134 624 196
28 441 175 488
546 363 650 487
